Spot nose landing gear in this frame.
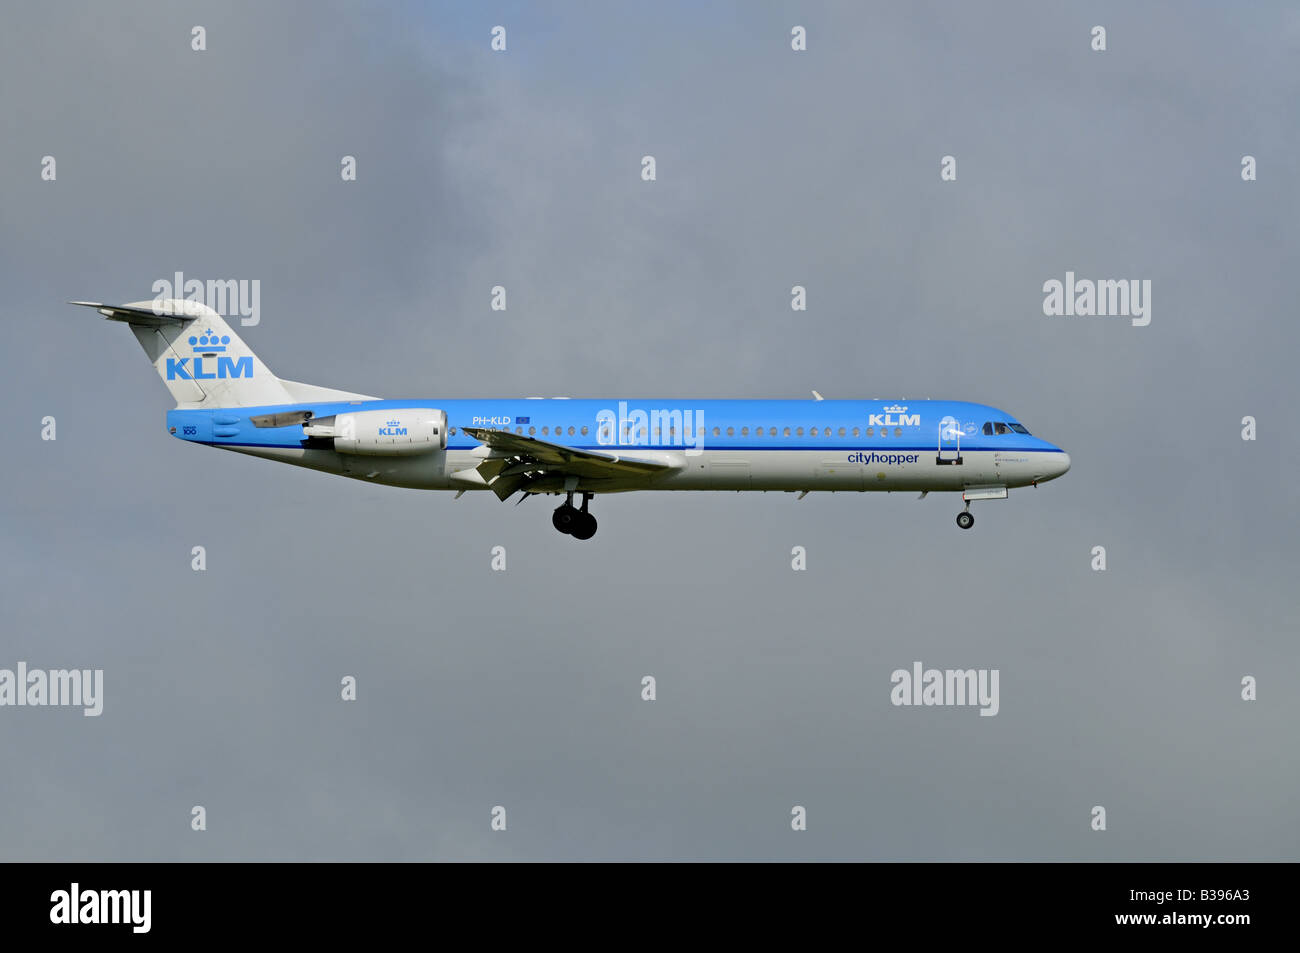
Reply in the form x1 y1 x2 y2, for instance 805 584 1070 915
553 492 597 540
954 486 1007 529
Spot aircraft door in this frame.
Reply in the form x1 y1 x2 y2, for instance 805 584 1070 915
936 416 963 466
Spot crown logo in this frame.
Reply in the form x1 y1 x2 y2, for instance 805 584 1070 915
188 329 230 353
884 404 907 413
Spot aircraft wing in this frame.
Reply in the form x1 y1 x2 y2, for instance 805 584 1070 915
459 426 679 500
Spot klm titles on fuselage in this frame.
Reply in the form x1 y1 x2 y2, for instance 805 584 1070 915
869 406 920 428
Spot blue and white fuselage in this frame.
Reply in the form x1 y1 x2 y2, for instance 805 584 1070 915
164 397 1069 494
76 298 1070 537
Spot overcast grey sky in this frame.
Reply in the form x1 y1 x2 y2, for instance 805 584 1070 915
1 1 1297 860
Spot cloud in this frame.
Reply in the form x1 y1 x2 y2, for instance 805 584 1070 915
0 0 1295 860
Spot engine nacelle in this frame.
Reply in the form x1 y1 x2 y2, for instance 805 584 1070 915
304 408 447 456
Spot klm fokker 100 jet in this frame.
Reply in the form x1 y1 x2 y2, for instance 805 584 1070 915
75 299 1071 539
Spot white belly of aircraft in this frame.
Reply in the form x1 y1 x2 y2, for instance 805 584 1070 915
226 446 1060 493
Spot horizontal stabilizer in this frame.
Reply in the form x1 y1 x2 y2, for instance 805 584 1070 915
69 300 198 327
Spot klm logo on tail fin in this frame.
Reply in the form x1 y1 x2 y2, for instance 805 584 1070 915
189 330 228 352
166 328 253 380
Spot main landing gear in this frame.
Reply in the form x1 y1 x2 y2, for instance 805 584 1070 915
955 502 974 530
553 492 597 540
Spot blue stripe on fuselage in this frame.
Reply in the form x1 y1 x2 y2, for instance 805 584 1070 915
165 399 1066 453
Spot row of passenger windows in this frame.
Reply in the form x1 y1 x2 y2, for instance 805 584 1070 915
446 424 911 438
440 422 1032 439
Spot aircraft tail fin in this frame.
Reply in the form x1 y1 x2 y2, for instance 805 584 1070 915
71 298 294 408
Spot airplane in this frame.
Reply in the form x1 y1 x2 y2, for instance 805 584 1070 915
73 298 1071 538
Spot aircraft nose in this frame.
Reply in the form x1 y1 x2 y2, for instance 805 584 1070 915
1034 447 1070 483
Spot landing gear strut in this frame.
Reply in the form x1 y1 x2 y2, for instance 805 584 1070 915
956 502 974 530
553 492 597 540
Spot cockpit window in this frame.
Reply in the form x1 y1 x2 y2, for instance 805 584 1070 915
986 420 1030 435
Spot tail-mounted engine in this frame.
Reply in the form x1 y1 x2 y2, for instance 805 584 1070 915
303 408 447 456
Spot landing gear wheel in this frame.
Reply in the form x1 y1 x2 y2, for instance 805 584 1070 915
553 504 578 534
956 511 974 530
570 512 598 540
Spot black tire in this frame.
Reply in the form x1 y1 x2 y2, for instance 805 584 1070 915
570 512 598 540
552 505 576 534
956 511 974 529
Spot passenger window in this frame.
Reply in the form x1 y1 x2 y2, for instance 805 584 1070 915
449 427 457 436
838 427 846 437
727 427 735 436
810 427 819 437
542 426 549 435
529 426 536 435
581 426 588 435
713 427 720 437
568 426 575 436
852 427 860 437
866 426 873 437
741 427 749 436
894 428 902 437
796 427 804 436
